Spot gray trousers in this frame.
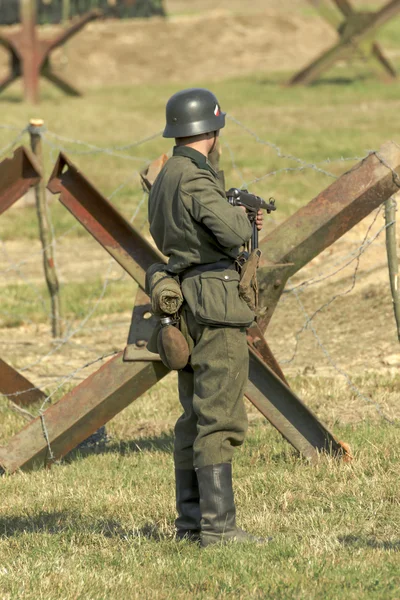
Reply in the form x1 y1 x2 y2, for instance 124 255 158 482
174 308 249 470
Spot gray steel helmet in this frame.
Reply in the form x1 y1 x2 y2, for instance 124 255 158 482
163 88 226 139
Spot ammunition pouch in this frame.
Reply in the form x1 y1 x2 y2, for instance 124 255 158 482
235 249 262 312
181 261 254 327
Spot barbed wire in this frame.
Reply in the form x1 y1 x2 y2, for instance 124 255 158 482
281 206 390 365
284 208 388 296
220 138 248 188
291 287 396 425
0 124 23 131
42 136 152 163
374 147 400 188
0 116 399 468
0 239 63 322
45 128 162 152
0 348 120 403
0 127 29 160
42 130 159 163
227 114 365 180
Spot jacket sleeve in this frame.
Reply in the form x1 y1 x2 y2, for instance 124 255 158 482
181 170 252 248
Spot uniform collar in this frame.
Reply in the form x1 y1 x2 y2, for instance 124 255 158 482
173 145 216 175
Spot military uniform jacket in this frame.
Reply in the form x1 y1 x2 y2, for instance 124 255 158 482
148 146 255 327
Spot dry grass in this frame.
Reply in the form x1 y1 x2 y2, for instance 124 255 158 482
0 374 399 599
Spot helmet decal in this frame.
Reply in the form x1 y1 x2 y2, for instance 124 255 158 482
214 104 220 116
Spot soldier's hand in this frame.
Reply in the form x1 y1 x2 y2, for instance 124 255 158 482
256 209 264 231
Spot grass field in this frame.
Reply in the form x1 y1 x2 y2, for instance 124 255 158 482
1 3 400 598
0 382 399 599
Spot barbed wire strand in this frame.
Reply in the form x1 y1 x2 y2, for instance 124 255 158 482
281 207 390 365
0 127 28 159
42 130 158 163
44 128 162 153
283 212 384 294
227 114 364 179
38 350 119 463
291 287 396 425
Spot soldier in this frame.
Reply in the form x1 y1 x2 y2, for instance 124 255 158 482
148 88 265 547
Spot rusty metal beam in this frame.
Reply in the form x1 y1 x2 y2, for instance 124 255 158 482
45 9 102 54
288 39 354 87
0 359 45 407
246 349 345 462
47 153 164 290
333 0 354 18
289 0 400 85
246 323 289 385
306 0 341 28
42 64 80 97
0 353 169 473
363 0 400 34
371 41 397 79
0 146 42 215
257 141 400 330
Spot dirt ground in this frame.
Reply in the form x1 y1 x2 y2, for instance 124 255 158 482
1 208 399 403
0 3 338 87
0 0 388 89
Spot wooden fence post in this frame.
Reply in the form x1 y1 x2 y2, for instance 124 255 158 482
385 197 400 342
29 118 63 338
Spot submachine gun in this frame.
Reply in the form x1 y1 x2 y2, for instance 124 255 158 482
226 188 276 251
226 188 277 311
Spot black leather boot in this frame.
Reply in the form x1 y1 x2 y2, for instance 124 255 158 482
196 463 267 547
175 469 201 542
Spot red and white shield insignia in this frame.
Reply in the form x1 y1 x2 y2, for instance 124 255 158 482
214 104 220 116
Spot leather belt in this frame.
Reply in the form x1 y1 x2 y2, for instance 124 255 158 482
180 259 236 281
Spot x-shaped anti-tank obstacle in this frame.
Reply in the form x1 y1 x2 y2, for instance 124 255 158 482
2 141 400 472
0 147 45 409
0 0 101 103
289 0 400 86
